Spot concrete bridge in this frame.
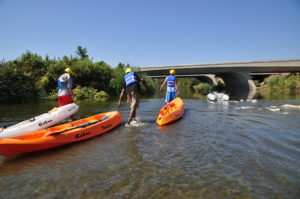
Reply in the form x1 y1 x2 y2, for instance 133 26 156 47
140 59 300 99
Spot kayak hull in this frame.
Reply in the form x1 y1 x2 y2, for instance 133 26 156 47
0 103 79 138
0 111 122 156
156 97 184 125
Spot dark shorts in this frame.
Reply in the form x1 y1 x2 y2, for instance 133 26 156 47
58 95 73 106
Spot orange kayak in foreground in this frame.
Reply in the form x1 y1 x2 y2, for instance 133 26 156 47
0 111 122 156
156 97 184 125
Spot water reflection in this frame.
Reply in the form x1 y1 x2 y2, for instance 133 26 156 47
0 144 78 177
192 89 300 102
0 93 299 198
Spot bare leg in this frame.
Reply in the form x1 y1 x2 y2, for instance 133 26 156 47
127 108 136 125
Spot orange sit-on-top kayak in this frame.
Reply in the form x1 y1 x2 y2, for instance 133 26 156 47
156 97 184 125
0 111 122 156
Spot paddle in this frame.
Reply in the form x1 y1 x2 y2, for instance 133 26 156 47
47 115 110 136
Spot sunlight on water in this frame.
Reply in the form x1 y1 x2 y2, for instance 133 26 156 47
0 97 299 199
124 117 150 127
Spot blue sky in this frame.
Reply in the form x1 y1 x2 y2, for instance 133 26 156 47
0 0 299 67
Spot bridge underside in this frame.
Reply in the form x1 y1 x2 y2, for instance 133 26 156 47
140 59 300 99
147 72 256 99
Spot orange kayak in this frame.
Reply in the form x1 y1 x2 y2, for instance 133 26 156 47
156 97 184 125
0 111 122 156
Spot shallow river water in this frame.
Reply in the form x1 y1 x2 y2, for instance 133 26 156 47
0 96 299 199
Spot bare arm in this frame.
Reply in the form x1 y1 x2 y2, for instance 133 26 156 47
159 79 167 92
69 88 74 99
175 80 179 96
118 88 125 107
140 78 148 90
68 78 74 98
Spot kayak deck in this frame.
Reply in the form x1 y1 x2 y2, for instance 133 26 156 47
156 97 184 125
0 111 122 156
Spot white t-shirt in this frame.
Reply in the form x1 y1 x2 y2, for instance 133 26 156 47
58 75 73 97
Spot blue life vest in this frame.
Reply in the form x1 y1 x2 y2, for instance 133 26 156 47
167 75 176 88
124 72 138 86
57 77 66 88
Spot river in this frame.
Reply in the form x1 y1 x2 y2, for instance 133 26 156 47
0 94 299 199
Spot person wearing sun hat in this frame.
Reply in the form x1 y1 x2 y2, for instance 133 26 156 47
118 67 147 125
159 69 179 102
57 68 75 107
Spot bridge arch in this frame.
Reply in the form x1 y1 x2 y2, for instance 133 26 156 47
216 72 256 99
196 74 217 86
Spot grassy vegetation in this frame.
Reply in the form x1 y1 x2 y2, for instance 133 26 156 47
193 83 213 95
192 80 226 95
256 74 300 99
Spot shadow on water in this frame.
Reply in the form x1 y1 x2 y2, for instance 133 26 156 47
0 144 76 177
0 123 124 177
226 89 256 101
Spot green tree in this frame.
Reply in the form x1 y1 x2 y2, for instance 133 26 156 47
109 63 126 95
76 45 89 60
14 51 47 81
0 66 39 103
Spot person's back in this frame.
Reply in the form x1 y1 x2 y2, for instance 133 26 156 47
118 68 147 125
58 73 73 97
57 68 74 107
160 69 179 102
166 75 176 89
124 71 140 93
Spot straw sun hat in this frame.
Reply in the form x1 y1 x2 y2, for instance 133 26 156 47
59 73 70 82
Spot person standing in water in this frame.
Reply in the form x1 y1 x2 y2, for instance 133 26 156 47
159 69 179 102
58 68 74 106
118 68 147 125
57 68 75 120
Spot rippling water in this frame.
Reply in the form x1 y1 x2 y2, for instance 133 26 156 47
0 97 299 199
